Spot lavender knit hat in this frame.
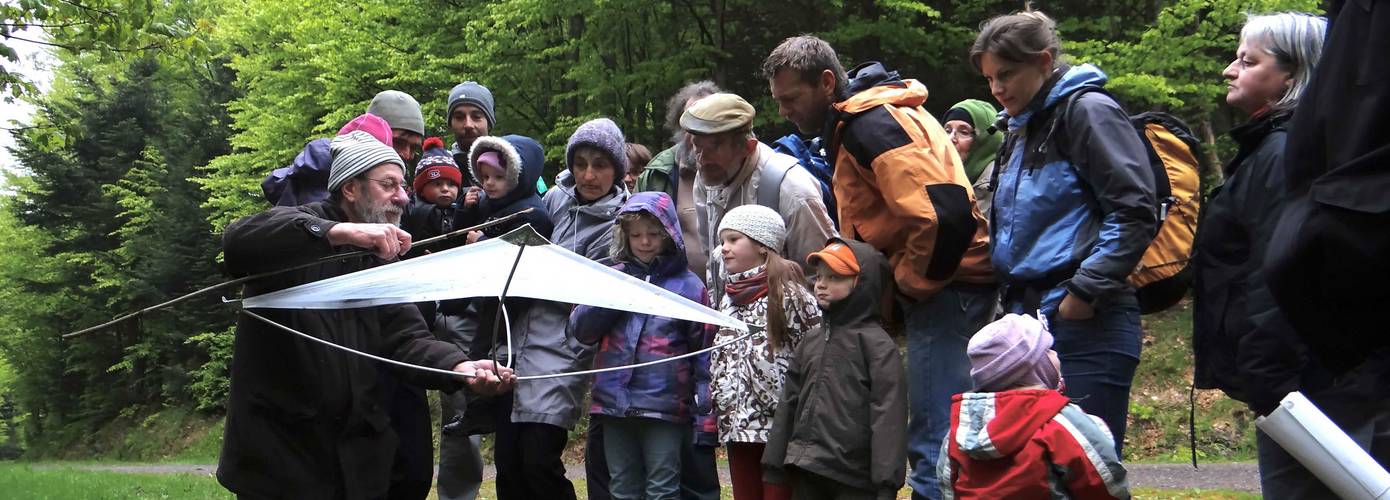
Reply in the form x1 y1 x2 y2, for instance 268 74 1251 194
565 118 628 185
967 314 1060 391
717 204 787 253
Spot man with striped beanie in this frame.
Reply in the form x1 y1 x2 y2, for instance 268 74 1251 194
216 131 515 499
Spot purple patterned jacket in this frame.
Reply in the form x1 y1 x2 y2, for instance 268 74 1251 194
569 192 718 444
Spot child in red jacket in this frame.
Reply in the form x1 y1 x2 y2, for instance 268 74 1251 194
939 314 1130 499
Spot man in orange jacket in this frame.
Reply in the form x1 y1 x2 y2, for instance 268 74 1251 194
763 35 995 500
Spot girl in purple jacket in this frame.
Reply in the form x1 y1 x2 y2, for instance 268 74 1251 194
570 192 716 500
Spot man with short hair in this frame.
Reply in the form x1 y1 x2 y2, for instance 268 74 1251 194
763 35 995 500
368 90 427 164
682 92 837 304
217 130 514 499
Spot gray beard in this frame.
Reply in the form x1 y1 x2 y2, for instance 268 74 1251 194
348 199 403 225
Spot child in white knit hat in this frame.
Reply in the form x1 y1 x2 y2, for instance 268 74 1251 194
709 204 822 500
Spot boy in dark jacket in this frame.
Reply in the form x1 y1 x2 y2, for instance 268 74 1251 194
763 238 908 500
402 137 466 244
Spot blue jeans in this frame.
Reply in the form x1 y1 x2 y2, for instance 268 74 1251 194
1043 297 1142 458
904 285 996 500
603 417 685 500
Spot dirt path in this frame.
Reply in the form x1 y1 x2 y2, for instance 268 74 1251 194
58 461 1261 493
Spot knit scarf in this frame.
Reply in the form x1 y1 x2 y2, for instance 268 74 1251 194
724 268 770 306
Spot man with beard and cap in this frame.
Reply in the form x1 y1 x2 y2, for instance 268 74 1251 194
216 130 515 499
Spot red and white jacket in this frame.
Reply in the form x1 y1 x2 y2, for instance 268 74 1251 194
938 389 1130 499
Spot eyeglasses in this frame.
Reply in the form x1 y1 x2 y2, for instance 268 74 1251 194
363 177 405 193
944 126 975 139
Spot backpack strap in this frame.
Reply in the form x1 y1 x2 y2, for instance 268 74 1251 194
757 150 799 211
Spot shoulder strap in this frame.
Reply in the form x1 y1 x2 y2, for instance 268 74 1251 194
757 151 799 210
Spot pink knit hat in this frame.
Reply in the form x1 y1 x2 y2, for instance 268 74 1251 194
337 113 393 147
967 314 1060 391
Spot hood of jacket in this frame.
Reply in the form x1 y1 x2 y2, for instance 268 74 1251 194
835 64 927 116
951 390 1070 460
470 135 544 212
614 191 689 279
823 238 890 327
1008 64 1108 130
949 98 1005 183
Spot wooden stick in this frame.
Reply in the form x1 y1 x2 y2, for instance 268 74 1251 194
61 208 536 339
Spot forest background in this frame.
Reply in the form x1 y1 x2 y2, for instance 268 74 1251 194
0 0 1316 461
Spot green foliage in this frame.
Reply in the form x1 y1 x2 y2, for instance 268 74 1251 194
0 0 1330 460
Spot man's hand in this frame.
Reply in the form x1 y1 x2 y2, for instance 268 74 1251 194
463 187 481 208
1058 293 1096 321
454 360 516 395
326 223 413 260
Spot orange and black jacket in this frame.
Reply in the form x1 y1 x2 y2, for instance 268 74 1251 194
822 62 993 302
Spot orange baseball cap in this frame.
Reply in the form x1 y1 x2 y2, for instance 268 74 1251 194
806 239 860 276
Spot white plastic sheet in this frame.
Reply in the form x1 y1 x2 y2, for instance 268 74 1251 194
240 225 746 332
1255 391 1390 500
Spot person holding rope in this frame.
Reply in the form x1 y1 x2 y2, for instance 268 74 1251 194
216 130 514 500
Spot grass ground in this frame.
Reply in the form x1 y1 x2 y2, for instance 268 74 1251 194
0 462 232 499
1125 301 1258 462
0 464 1262 500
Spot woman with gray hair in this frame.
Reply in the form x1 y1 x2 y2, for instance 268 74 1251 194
1190 11 1328 496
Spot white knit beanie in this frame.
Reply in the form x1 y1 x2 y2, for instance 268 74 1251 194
717 205 786 252
328 130 405 193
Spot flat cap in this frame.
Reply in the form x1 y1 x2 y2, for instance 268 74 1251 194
680 93 754 135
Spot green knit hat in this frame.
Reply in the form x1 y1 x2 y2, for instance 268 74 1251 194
947 99 1004 183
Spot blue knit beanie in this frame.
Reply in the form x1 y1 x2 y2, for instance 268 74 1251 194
565 118 628 185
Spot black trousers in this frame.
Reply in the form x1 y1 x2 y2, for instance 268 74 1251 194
493 398 577 500
382 371 433 500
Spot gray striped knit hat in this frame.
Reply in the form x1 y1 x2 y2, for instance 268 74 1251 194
328 130 405 193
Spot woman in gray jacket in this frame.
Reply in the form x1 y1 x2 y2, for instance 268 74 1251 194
490 118 630 500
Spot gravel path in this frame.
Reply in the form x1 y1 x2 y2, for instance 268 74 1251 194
55 461 1261 493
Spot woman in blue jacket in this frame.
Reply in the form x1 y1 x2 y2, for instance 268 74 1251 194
971 8 1158 457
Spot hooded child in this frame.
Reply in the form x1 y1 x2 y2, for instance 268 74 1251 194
569 191 718 500
456 134 555 242
762 238 908 500
938 314 1130 499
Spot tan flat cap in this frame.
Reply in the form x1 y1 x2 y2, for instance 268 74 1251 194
680 93 755 134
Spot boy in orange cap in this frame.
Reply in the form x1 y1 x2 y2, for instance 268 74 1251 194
763 238 908 499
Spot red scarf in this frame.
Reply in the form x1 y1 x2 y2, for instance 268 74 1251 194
725 269 769 306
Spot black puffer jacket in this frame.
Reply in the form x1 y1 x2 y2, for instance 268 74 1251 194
762 239 907 497
1191 113 1305 405
218 201 470 499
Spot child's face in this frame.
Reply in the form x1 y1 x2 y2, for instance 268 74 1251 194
720 229 768 275
421 179 459 207
476 162 510 200
812 262 856 309
625 216 666 264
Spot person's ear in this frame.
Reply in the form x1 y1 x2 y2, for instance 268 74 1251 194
340 179 363 204
744 137 758 156
819 69 837 99
1036 52 1055 73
